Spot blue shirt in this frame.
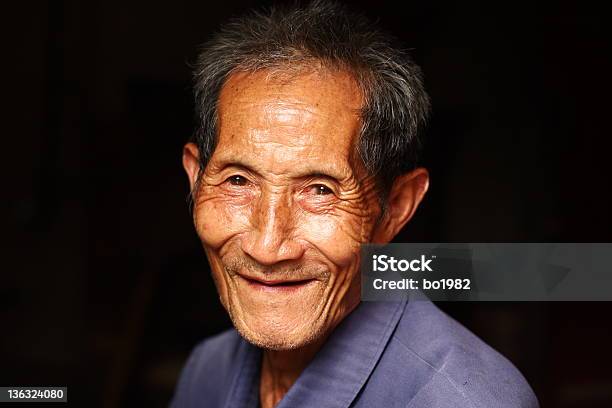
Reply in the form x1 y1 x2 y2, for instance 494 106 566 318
171 296 539 407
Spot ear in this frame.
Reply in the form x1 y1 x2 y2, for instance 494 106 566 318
182 142 201 193
371 168 429 243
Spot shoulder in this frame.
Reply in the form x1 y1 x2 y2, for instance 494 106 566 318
170 329 243 408
390 299 539 408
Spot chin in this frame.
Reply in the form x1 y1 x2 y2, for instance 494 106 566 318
232 312 325 351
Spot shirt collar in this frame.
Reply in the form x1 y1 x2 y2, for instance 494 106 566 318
222 335 261 408
223 298 407 408
223 299 407 408
276 299 406 408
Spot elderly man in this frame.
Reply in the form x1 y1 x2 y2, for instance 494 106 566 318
172 1 538 407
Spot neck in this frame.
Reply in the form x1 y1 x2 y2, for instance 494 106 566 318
258 292 362 408
259 339 323 408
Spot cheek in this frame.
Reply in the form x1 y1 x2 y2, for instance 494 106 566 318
194 196 251 249
297 212 369 266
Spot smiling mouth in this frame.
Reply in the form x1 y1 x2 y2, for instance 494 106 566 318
238 275 316 292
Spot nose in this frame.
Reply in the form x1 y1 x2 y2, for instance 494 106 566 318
241 190 304 265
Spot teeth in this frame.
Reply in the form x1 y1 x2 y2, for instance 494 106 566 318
252 278 311 286
264 280 308 286
240 274 314 286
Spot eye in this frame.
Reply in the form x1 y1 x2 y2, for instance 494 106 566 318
310 184 333 195
226 175 248 186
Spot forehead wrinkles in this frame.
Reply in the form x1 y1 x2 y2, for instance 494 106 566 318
230 100 322 150
214 69 366 179
221 67 363 103
218 69 363 131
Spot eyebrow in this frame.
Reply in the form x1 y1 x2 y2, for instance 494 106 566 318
216 160 345 182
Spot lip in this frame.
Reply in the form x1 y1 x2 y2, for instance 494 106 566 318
237 274 317 293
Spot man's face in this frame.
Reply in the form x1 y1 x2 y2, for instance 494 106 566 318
188 69 384 350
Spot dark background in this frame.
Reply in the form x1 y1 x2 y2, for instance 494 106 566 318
3 1 611 407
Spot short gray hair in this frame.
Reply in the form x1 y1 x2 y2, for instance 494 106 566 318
192 0 430 202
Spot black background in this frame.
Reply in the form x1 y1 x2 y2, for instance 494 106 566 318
3 1 612 407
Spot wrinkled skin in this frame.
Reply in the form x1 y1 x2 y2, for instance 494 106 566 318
182 67 428 406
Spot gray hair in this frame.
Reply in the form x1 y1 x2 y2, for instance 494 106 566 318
192 0 430 203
